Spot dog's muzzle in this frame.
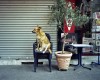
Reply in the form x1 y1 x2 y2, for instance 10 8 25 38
32 31 35 33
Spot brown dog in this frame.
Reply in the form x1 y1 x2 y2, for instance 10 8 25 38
32 25 52 54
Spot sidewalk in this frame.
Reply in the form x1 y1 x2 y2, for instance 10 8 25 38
0 60 100 80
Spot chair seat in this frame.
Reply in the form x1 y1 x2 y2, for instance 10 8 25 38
36 53 51 59
34 50 51 59
35 50 50 54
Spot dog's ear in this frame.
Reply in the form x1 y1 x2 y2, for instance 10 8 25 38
38 26 41 29
37 25 42 30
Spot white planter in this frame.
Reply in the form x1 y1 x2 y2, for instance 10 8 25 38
55 51 72 70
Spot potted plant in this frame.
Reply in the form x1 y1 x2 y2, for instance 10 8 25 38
48 0 90 70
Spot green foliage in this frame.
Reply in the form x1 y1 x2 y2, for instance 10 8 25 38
49 0 89 29
48 0 66 26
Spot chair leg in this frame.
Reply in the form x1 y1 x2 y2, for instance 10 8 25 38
49 59 51 72
34 63 36 72
34 58 37 72
36 59 38 67
48 55 52 72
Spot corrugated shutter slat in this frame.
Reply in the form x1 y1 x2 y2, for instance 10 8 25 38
0 0 57 59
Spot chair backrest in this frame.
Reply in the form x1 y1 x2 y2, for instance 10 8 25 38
45 33 51 41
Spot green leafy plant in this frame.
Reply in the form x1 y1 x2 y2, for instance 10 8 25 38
49 0 90 54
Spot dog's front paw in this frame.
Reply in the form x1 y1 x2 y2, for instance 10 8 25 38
43 51 45 53
36 48 39 51
39 48 42 51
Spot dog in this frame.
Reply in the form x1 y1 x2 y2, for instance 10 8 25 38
32 25 52 54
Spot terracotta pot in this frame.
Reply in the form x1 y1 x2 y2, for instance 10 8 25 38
55 51 72 70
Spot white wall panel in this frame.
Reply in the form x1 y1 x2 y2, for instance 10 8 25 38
0 0 57 59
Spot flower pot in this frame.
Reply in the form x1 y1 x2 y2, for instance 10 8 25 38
55 51 72 70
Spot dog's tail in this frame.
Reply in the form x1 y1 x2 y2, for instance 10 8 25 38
49 49 52 54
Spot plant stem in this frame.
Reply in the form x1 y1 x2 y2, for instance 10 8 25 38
62 33 68 54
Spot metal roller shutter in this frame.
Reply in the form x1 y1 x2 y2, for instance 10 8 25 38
0 0 57 60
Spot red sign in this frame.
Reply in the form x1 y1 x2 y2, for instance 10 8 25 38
64 0 76 33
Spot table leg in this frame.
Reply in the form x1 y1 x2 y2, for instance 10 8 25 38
91 53 100 66
91 47 100 67
74 47 91 70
